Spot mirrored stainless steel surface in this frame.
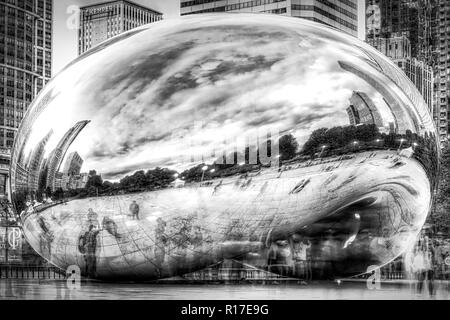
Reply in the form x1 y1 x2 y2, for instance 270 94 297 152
10 14 439 280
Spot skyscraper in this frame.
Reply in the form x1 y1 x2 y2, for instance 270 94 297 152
348 91 384 128
62 152 84 176
365 0 441 139
0 0 53 196
367 34 434 113
46 121 90 192
26 129 53 192
181 0 358 37
366 0 435 63
433 0 450 142
78 0 163 55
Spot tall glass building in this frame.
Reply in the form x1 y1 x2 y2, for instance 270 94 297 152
0 0 52 197
366 0 435 63
180 0 359 37
78 0 163 55
365 0 446 140
433 0 450 142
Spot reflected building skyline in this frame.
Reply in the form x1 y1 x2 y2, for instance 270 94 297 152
62 152 84 176
367 34 434 114
26 130 54 193
348 91 384 128
45 121 90 192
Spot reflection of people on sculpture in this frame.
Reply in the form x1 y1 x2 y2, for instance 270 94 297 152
267 240 292 276
154 218 167 277
38 216 54 258
289 234 312 281
102 216 120 239
412 235 435 296
78 224 101 278
192 225 203 251
86 208 100 230
129 201 140 220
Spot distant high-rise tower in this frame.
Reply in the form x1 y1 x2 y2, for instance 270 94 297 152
0 0 53 196
62 152 84 176
78 0 163 55
181 0 358 37
46 121 90 191
348 91 384 128
26 130 53 192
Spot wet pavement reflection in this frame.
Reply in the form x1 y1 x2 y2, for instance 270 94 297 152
0 280 449 300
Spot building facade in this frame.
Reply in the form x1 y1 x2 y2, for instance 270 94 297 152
78 0 163 54
368 34 434 114
0 0 53 197
366 0 435 63
433 0 450 142
181 0 358 37
45 120 90 192
62 151 83 176
347 91 384 128
365 0 445 140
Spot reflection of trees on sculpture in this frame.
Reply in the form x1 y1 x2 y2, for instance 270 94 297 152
302 124 379 156
279 134 299 161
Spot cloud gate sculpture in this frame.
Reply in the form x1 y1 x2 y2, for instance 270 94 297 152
10 14 439 281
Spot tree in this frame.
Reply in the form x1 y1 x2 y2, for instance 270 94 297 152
85 174 103 190
279 134 299 161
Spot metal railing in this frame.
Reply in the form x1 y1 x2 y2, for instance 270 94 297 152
0 265 65 280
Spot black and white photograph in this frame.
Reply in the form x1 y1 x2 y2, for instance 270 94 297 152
0 0 449 306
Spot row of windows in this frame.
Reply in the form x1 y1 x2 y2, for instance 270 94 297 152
337 0 357 10
226 0 285 12
182 0 222 8
291 4 357 31
315 0 357 20
0 1 52 20
181 6 225 15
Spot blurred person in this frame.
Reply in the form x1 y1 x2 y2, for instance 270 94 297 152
412 238 435 296
129 201 140 220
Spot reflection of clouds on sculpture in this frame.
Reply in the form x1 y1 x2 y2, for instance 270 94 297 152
21 15 403 180
12 14 439 280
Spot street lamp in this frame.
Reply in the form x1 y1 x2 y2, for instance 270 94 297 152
201 165 208 182
319 145 327 158
398 138 406 151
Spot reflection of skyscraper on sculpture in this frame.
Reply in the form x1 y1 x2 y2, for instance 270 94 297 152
46 121 90 191
62 152 84 176
347 91 384 128
26 130 54 192
339 60 420 134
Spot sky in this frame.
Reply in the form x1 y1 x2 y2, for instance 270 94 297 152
53 0 366 74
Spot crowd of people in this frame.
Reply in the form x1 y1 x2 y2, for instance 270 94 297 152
403 231 450 295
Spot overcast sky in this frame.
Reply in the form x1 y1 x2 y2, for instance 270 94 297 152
53 0 366 74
